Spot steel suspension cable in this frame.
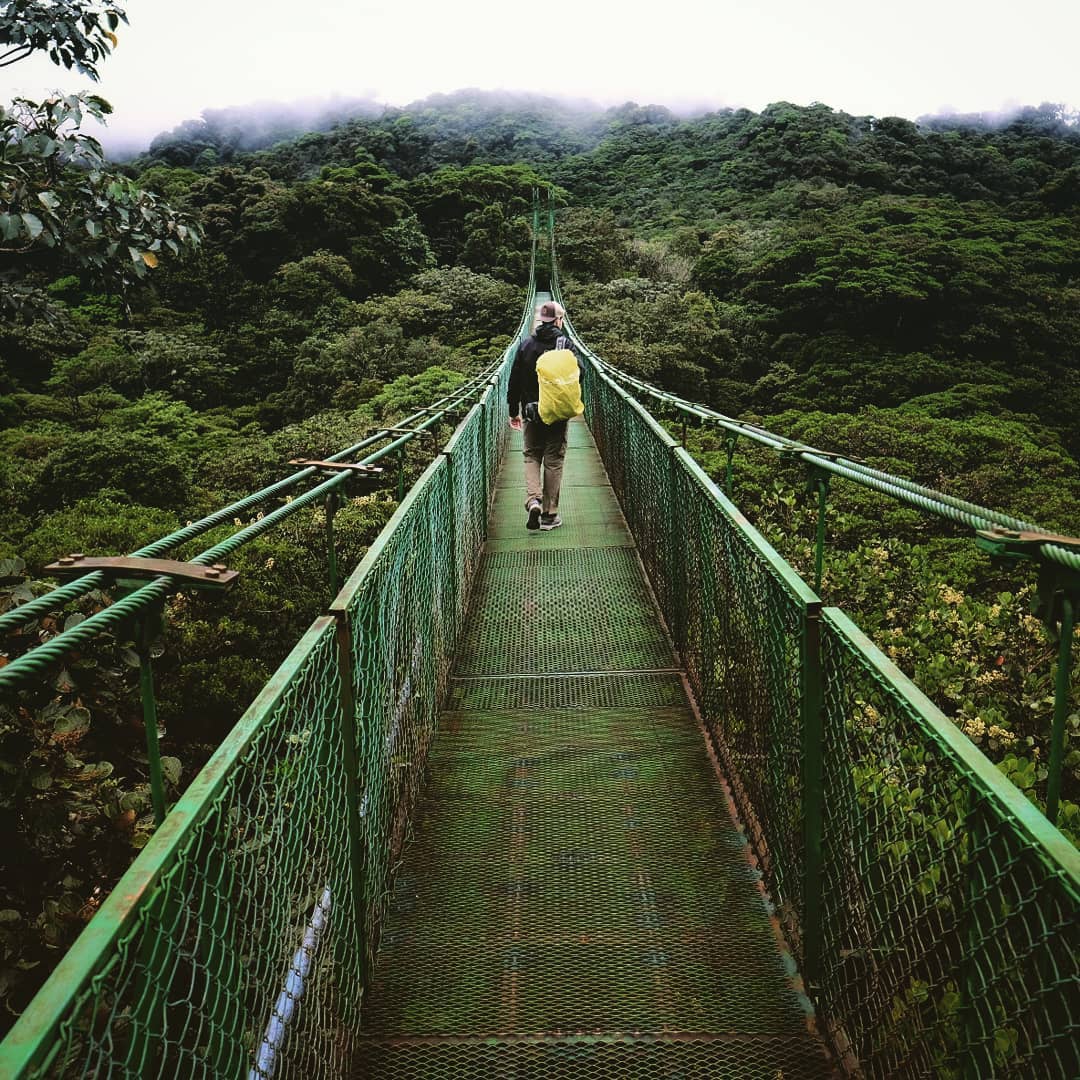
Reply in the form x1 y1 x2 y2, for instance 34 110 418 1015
596 361 1080 572
0 363 502 639
0 367 509 688
0 214 541 686
543 199 1076 572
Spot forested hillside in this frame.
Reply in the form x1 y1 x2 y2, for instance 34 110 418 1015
2 88 1078 1023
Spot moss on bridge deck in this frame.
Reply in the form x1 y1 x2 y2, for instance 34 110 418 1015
354 419 835 1078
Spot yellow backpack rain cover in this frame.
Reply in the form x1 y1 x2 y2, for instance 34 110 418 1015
536 348 584 425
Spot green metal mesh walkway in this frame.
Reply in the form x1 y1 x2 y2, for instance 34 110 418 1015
354 419 835 1078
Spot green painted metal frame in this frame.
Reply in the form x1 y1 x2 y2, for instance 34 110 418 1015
820 607 1080 1075
0 242 536 1075
581 347 827 979
6 196 1076 1077
0 616 340 1076
584 338 1080 828
552 207 1079 1075
581 346 1080 1075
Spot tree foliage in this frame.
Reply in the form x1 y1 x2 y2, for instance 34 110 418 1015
0 0 127 79
0 2 199 315
1 89 1079 1029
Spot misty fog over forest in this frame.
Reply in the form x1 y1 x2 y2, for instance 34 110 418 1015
103 88 1079 163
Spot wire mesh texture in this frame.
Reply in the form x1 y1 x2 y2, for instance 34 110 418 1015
354 415 834 1079
4 619 361 1078
4 264 1076 1078
819 610 1080 1078
0 317 522 1077
586 364 817 966
581 354 1080 1078
332 373 515 983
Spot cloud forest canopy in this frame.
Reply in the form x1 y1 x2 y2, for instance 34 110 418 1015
0 84 1078 1028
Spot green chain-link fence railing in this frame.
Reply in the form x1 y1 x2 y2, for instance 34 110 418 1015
819 609 1080 1077
580 349 1080 1078
0 285 529 1078
0 616 358 1077
3 186 1076 1077
583 354 820 972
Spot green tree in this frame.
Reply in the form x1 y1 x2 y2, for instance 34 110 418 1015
0 3 200 315
273 251 356 315
0 1 126 77
405 163 545 269
553 207 630 281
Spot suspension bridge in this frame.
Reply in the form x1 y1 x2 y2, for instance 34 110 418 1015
0 198 1077 1078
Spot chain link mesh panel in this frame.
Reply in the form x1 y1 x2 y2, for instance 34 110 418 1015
341 459 454 965
584 356 1079 1077
445 404 487 623
585 363 813 962
820 610 1080 1078
334 364 514 974
14 620 362 1078
354 408 835 1078
2 342 520 1078
668 455 810 957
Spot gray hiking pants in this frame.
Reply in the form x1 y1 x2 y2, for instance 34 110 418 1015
523 419 568 515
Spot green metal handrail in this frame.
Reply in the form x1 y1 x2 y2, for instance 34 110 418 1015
0 200 540 826
593 362 1080 572
547 200 1078 831
580 335 1080 1078
0 269 534 1079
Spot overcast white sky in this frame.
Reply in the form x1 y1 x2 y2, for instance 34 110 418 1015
6 0 1079 149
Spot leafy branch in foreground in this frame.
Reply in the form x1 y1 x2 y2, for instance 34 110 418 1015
1 95 201 315
0 3 200 316
0 1 127 79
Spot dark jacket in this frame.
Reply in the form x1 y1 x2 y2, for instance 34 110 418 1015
507 323 584 418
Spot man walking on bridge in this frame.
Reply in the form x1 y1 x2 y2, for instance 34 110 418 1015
508 301 582 531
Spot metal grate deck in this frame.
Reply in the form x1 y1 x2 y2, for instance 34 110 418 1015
455 547 674 675
447 674 687 711
354 419 835 1078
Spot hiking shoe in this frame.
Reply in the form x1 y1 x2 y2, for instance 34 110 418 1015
526 499 542 530
539 513 562 531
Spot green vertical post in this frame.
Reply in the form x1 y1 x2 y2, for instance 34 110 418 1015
668 447 687 654
441 450 461 637
548 197 556 284
330 608 369 1002
724 435 737 495
960 792 994 1078
800 600 825 993
396 447 406 503
325 490 340 599
813 473 829 596
479 399 490 535
1046 590 1075 826
136 613 167 827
